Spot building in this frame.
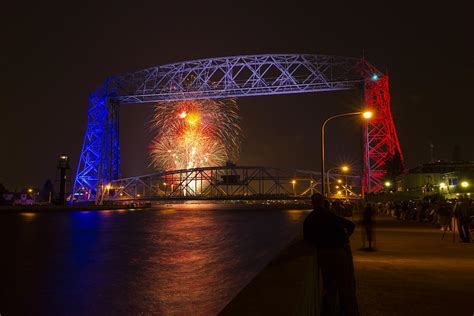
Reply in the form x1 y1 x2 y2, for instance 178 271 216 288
396 161 474 199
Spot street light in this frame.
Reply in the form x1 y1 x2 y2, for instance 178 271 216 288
321 111 372 196
461 181 469 188
340 165 350 197
326 165 350 197
291 180 296 196
363 111 373 119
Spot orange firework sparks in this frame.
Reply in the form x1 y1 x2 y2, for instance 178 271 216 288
150 98 241 171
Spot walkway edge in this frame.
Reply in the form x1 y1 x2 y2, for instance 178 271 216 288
219 238 320 315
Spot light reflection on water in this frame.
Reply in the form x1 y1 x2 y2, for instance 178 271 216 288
3 206 310 315
19 212 37 221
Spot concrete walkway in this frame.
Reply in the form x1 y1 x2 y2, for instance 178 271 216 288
351 217 474 316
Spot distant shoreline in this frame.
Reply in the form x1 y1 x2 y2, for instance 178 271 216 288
0 203 151 213
0 200 312 213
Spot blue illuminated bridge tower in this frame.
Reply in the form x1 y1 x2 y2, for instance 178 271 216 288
73 54 403 199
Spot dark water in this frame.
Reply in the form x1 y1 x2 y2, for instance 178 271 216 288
1 204 309 315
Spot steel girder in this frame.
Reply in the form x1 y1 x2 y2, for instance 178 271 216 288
108 54 365 103
363 75 404 192
107 166 324 200
74 80 120 195
73 54 403 199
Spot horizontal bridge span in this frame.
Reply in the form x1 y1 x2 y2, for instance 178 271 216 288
113 165 323 181
93 166 360 202
98 54 380 103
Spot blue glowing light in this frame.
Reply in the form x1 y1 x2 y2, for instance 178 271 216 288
371 74 379 81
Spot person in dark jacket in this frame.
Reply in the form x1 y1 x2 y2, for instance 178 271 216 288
304 193 359 316
361 203 375 250
454 195 472 243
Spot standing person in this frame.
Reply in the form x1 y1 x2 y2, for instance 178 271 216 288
395 202 401 220
438 201 452 232
304 193 359 316
361 202 375 251
454 195 472 243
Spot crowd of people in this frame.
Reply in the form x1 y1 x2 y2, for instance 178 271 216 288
375 197 471 240
304 194 473 315
329 196 474 243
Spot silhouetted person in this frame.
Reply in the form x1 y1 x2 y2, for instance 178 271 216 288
437 201 451 232
361 203 375 250
304 193 359 316
454 195 471 243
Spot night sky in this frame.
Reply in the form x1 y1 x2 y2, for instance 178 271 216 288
1 1 472 190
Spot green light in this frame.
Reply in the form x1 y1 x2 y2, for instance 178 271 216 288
371 74 379 81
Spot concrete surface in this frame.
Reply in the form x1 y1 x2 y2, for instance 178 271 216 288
352 217 474 316
220 239 320 315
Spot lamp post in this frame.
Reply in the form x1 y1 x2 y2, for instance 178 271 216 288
321 112 372 197
384 181 392 193
341 165 349 197
57 153 70 205
105 184 111 199
163 182 167 195
326 165 349 197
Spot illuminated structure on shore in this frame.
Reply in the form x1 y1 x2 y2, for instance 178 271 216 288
73 54 403 200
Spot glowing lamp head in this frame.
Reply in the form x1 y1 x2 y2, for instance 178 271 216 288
439 182 447 189
341 165 349 172
136 194 141 197
363 111 373 119
337 191 342 195
105 185 111 190
291 180 296 184
163 182 167 186
179 111 187 119
461 181 469 188
27 188 33 193
371 74 379 81
337 179 342 184
384 181 392 187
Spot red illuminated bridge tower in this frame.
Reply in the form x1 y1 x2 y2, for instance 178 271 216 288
73 54 403 198
363 68 404 192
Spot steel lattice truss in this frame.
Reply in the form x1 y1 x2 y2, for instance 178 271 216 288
73 54 403 198
363 76 404 191
102 166 360 201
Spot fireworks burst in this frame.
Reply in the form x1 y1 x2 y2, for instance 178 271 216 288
150 98 241 171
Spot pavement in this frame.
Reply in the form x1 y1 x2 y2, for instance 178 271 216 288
351 216 474 316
